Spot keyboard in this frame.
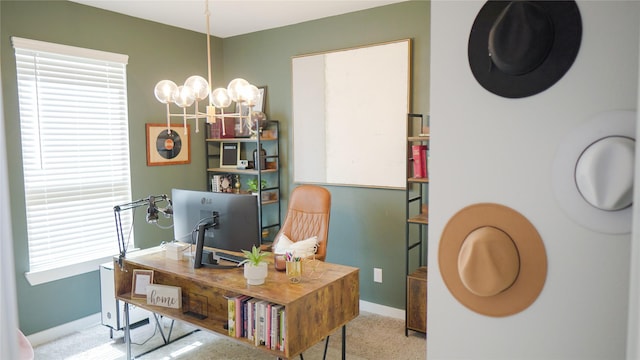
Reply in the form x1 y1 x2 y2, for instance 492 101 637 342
216 252 245 264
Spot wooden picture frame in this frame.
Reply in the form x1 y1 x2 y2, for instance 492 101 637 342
220 142 240 168
132 269 154 298
146 123 191 166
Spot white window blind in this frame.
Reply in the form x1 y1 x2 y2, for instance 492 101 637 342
13 37 132 283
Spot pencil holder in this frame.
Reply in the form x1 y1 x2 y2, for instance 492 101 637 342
286 260 302 283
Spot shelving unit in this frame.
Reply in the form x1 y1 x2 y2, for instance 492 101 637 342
205 120 281 244
405 113 429 336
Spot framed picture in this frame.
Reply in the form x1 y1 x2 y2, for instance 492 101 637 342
236 86 267 116
146 123 191 166
132 269 154 298
220 142 240 168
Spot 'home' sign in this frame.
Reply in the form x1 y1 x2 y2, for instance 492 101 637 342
146 284 182 309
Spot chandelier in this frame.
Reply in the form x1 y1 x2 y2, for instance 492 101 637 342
153 1 260 136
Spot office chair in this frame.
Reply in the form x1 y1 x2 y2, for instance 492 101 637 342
272 184 332 360
272 184 331 262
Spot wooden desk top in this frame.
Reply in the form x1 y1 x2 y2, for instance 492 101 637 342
121 245 358 307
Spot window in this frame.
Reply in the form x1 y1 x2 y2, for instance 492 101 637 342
13 37 132 285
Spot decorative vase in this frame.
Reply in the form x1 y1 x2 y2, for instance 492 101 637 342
244 262 268 285
253 145 267 170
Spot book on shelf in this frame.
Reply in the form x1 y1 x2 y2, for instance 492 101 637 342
265 303 272 349
236 295 250 338
256 300 268 346
412 144 428 178
247 298 257 341
227 296 286 352
227 297 236 337
280 309 286 351
271 304 284 350
208 118 235 138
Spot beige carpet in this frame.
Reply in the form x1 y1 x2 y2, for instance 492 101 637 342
33 311 426 359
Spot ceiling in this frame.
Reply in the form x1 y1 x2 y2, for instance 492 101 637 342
70 0 408 38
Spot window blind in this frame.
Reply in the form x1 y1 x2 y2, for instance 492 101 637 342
13 37 133 278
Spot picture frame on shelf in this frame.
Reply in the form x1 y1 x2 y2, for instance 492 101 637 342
132 269 154 298
220 142 240 168
146 123 191 166
212 174 234 193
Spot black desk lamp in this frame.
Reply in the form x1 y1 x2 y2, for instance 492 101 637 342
113 194 173 269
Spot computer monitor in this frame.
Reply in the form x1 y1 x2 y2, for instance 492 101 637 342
171 188 260 257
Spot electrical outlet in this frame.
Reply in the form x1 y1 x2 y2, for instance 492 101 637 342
374 268 383 283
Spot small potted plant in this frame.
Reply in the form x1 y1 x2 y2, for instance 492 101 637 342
246 178 267 193
247 178 270 201
240 245 270 285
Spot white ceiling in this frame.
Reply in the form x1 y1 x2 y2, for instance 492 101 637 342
70 0 408 38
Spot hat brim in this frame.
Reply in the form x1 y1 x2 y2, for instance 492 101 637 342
468 1 582 98
439 203 547 317
552 110 636 234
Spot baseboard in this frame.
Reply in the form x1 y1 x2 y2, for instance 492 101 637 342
27 313 101 347
359 300 405 320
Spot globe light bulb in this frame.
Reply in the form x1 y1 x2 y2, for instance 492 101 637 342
244 85 260 106
184 75 209 101
227 78 249 102
173 85 195 108
211 87 232 108
154 80 178 104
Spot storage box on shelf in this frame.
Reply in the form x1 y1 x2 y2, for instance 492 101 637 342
406 266 427 334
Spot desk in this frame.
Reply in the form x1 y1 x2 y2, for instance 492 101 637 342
113 247 359 359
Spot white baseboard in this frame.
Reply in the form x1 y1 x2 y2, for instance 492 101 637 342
27 301 404 347
359 300 405 320
27 313 101 347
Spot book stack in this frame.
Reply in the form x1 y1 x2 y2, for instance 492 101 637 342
227 295 286 352
211 175 221 192
412 144 428 178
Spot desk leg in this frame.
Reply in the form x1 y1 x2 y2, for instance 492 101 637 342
342 325 346 360
153 313 168 344
124 302 131 360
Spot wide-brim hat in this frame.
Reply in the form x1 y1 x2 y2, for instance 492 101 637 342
468 1 582 98
439 203 547 317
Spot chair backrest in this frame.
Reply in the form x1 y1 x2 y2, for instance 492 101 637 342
272 184 331 261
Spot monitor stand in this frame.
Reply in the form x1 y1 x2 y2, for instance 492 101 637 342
193 223 237 269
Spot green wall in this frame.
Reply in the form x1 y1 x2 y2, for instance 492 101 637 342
220 0 431 311
1 0 223 335
1 0 430 335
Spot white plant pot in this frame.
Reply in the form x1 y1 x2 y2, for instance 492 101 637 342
244 262 268 285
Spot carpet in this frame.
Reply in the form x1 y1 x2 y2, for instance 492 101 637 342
33 311 426 359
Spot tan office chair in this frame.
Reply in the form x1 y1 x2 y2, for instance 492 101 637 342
272 184 331 264
272 184 331 360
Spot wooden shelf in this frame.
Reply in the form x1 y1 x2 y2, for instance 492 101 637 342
408 135 430 142
408 177 429 183
206 168 278 175
206 137 277 143
408 212 429 225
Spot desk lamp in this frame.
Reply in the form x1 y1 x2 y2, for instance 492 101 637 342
113 194 173 269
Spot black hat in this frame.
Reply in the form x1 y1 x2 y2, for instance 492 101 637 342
468 1 582 98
